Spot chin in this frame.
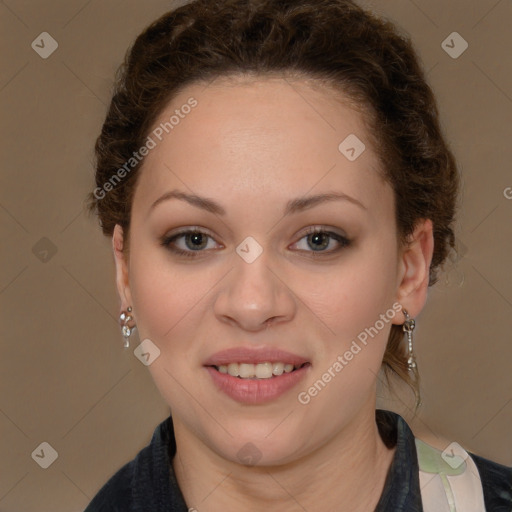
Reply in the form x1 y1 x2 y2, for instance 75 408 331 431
202 418 310 467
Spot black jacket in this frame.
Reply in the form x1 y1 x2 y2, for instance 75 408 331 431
84 410 512 511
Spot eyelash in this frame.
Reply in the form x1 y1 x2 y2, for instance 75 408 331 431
160 226 351 259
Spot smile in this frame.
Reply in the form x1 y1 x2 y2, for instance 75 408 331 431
214 361 308 379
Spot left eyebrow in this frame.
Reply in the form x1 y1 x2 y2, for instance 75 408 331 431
283 192 367 215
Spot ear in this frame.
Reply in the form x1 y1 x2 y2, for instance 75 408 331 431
393 219 434 323
112 224 132 310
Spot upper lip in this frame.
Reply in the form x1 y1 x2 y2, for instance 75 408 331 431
204 347 310 367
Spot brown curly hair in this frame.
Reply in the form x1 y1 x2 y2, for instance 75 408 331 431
87 0 460 403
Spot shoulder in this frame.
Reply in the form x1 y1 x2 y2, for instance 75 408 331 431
469 451 512 511
83 458 136 511
377 409 511 510
415 433 511 511
84 416 175 511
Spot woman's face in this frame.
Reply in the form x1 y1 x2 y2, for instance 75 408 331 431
114 76 430 465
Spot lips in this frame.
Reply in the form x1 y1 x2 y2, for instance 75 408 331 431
204 347 311 404
204 347 309 367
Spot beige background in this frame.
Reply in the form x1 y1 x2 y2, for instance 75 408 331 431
1 0 511 510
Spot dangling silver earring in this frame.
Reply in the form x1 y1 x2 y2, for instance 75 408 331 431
402 309 416 371
119 306 135 348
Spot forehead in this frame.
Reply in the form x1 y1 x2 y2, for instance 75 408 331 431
132 76 389 217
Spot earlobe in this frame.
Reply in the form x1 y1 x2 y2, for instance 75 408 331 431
112 224 132 308
394 219 434 321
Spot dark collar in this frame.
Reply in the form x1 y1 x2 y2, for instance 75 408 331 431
374 409 423 511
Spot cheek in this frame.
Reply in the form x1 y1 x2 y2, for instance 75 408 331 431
293 247 399 424
128 242 200 341
304 238 399 342
128 249 216 411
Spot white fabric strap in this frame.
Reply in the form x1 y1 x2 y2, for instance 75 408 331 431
416 438 486 511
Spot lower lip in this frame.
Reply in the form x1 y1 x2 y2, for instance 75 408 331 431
205 364 311 405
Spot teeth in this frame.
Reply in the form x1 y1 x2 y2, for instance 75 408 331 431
239 363 255 378
216 362 303 379
272 362 284 375
255 362 273 379
227 363 239 377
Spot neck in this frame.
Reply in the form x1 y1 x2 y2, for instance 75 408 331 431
172 399 395 512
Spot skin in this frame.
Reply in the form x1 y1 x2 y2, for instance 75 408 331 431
112 75 434 511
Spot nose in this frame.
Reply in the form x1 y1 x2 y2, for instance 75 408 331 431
213 250 296 333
